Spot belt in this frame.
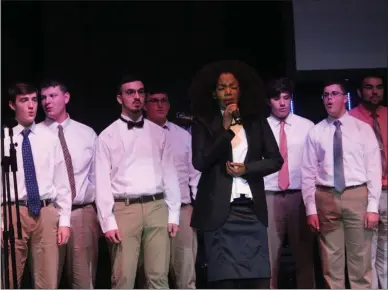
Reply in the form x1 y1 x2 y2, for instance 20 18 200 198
115 193 164 205
1 199 52 207
72 203 96 211
316 183 366 191
382 186 388 190
181 203 191 208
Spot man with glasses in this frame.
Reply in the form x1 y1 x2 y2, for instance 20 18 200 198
143 86 201 289
301 80 381 289
349 75 387 289
94 75 181 289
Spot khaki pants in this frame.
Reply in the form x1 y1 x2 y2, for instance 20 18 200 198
4 204 59 289
266 190 315 289
109 199 170 289
315 185 373 289
58 204 99 288
170 205 197 289
372 189 388 289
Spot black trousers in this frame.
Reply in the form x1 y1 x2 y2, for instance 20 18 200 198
211 278 270 289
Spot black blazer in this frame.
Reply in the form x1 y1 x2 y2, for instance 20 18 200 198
190 114 283 231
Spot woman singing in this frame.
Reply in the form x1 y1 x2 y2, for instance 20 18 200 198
189 60 283 289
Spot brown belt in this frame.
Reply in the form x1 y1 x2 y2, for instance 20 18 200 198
115 192 164 205
316 183 366 191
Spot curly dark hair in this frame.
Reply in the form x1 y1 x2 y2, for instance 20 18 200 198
188 60 266 120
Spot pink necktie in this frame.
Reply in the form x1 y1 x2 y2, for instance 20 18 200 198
278 120 290 190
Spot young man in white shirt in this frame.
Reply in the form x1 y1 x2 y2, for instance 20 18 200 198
301 80 381 289
36 80 99 288
264 77 316 289
2 82 71 288
94 75 181 289
144 86 201 289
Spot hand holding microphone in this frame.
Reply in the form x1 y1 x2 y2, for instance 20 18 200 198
223 99 242 129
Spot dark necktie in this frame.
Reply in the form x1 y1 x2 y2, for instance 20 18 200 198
371 112 387 175
119 116 144 130
333 120 346 193
22 129 41 216
58 125 77 200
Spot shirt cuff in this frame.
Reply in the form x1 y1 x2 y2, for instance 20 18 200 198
306 203 317 216
59 215 71 227
367 200 379 213
168 210 180 226
102 216 118 233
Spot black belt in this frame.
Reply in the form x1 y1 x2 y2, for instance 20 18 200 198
72 203 96 211
269 189 300 194
1 199 52 207
231 194 253 206
316 183 366 191
382 186 388 190
181 203 191 208
115 193 164 205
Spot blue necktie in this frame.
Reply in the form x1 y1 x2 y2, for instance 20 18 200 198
22 129 41 216
333 120 346 193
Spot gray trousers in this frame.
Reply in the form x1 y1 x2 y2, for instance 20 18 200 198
266 190 315 289
372 189 388 289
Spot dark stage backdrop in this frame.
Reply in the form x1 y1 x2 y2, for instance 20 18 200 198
2 1 289 133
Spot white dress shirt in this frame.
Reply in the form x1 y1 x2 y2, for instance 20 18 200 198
95 115 181 233
301 112 382 216
164 121 201 203
2 123 72 227
36 116 97 205
230 127 252 201
264 113 315 191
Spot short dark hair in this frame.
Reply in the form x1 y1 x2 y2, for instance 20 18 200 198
117 74 144 95
322 79 348 94
266 77 294 99
358 75 384 90
8 82 38 103
40 79 69 93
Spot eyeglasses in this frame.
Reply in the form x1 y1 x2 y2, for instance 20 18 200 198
122 89 146 97
147 98 169 105
322 91 345 99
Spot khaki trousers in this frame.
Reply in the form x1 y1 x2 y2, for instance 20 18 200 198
372 189 388 289
58 204 99 288
109 199 170 289
315 185 373 289
4 204 59 289
266 190 315 289
170 205 197 289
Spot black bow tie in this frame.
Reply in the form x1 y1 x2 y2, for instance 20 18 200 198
119 116 144 130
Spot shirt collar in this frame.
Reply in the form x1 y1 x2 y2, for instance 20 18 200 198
269 113 293 126
327 111 350 125
162 120 170 130
120 114 143 123
13 122 36 136
44 114 71 130
358 103 384 118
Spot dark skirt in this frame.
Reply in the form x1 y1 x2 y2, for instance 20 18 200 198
203 200 270 282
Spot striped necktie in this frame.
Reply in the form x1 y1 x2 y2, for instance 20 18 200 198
58 125 76 200
371 112 387 175
333 120 346 193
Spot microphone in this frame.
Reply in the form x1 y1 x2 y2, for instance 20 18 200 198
224 100 242 125
175 112 194 122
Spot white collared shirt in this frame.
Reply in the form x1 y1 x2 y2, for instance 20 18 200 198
2 123 72 227
95 115 181 233
264 113 315 191
163 121 201 203
36 116 97 205
301 112 382 215
231 127 252 201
